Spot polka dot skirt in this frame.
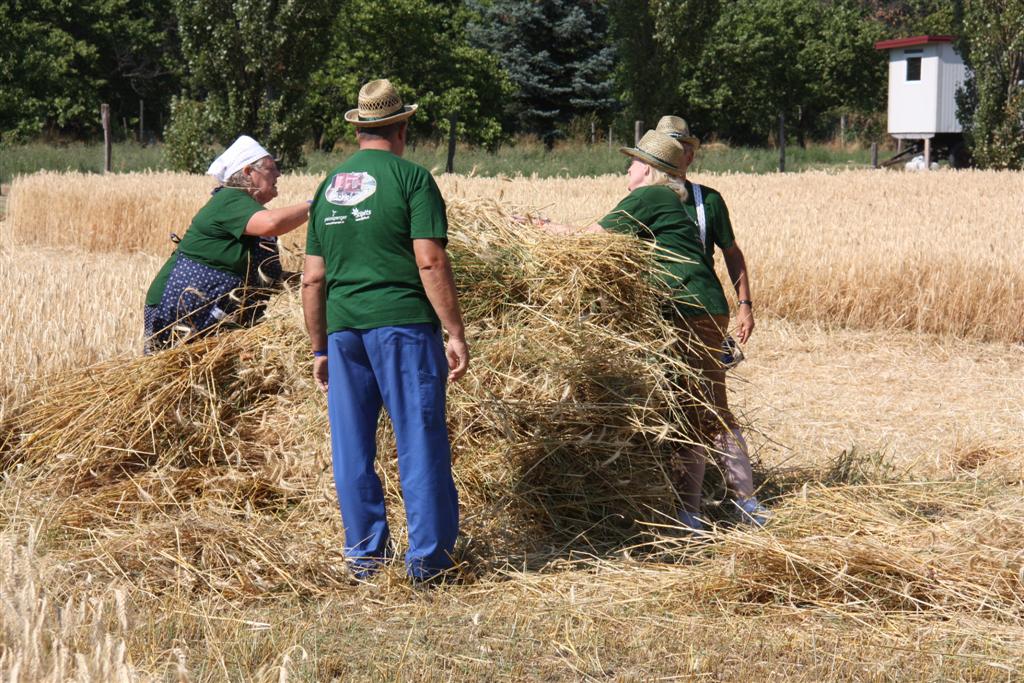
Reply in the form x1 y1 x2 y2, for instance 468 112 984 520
144 239 283 354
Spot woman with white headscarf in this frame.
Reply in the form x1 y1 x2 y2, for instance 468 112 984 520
144 135 309 352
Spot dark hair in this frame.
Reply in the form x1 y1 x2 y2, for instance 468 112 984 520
356 120 406 141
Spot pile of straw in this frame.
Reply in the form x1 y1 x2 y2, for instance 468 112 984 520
0 200 704 596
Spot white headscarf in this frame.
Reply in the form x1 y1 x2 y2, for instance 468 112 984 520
206 135 271 183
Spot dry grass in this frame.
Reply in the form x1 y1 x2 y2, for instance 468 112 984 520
735 317 1024 475
0 247 162 409
8 169 1024 342
1 173 1022 680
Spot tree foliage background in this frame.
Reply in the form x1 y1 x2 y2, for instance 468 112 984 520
1 0 1021 168
955 0 1024 169
467 0 618 147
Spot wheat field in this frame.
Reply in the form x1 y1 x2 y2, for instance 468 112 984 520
1 170 1022 681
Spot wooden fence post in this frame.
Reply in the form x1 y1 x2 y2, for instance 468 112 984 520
139 99 144 144
607 126 612 149
445 113 458 174
777 112 785 173
871 142 879 169
634 120 643 146
590 121 596 145
101 104 112 173
923 137 931 170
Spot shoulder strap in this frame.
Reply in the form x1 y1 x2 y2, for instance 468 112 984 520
692 183 707 248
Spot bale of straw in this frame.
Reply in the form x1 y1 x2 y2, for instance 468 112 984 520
0 200 707 595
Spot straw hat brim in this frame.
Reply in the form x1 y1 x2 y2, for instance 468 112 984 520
344 104 418 127
673 135 701 150
619 146 684 177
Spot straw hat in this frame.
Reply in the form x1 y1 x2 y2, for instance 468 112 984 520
619 130 687 176
344 79 418 127
655 115 701 150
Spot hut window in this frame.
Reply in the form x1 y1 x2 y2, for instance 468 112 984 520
906 57 922 81
903 48 924 82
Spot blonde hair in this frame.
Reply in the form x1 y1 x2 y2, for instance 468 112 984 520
644 165 689 202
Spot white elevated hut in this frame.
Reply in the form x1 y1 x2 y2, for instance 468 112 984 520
874 35 969 167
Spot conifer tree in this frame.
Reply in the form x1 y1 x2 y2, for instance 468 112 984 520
468 0 617 146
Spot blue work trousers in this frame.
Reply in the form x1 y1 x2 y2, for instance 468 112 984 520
326 323 459 579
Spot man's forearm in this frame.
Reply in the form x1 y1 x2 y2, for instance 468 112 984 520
301 282 328 351
724 250 751 302
419 259 466 338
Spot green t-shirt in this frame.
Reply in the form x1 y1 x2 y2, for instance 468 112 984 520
598 185 729 317
178 189 263 277
682 181 735 265
306 149 448 332
145 251 178 306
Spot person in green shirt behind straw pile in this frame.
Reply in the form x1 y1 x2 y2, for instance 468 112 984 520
653 114 765 527
143 135 310 353
522 128 768 531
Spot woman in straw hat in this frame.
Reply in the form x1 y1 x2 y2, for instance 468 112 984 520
527 129 766 530
143 135 310 352
653 115 766 527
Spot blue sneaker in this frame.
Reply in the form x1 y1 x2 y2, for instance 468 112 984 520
735 498 770 527
674 509 707 533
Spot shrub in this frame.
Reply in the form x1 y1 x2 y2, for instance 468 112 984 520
163 97 215 173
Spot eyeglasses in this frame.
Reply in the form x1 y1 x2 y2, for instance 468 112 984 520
253 163 281 176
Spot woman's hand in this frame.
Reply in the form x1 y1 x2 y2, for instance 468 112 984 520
511 214 551 229
736 304 755 344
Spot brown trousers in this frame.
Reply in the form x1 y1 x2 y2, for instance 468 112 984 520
672 313 736 435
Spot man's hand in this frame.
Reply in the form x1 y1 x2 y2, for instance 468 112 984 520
313 356 329 393
736 305 755 344
446 336 470 382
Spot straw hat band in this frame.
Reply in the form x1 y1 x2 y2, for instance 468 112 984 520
345 79 418 128
631 147 678 169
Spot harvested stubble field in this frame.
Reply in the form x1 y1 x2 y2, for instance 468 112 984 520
0 170 1022 681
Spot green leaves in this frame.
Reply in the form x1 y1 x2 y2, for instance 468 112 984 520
468 0 618 145
958 0 1024 169
169 0 336 169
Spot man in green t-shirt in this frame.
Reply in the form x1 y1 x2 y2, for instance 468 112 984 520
302 79 469 582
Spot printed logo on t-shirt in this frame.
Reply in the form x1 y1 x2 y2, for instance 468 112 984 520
325 172 377 206
324 209 348 226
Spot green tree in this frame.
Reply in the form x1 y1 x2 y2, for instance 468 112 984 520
309 0 510 150
468 0 618 146
608 0 720 137
0 0 179 142
170 0 337 169
858 0 957 35
685 0 884 145
0 0 99 141
98 0 181 140
956 0 1024 169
